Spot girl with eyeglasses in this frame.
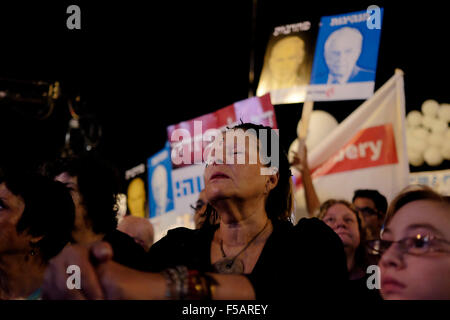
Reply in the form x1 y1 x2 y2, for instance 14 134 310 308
376 186 450 300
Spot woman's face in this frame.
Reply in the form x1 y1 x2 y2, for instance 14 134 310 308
204 131 275 207
322 203 360 250
0 182 31 254
379 200 450 300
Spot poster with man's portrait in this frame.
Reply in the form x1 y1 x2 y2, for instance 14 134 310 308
308 9 383 101
124 163 149 219
147 142 174 218
256 21 315 104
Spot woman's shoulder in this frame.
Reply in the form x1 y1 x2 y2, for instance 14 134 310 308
147 225 217 272
293 217 343 244
165 226 198 238
271 218 329 236
295 217 333 233
166 225 218 239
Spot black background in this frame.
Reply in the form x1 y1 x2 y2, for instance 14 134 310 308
0 0 448 179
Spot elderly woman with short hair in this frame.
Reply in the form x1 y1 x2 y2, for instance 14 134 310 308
42 123 348 300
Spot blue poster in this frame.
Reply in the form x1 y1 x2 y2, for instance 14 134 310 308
308 8 383 100
147 141 174 218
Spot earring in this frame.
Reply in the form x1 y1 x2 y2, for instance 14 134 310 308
30 250 36 257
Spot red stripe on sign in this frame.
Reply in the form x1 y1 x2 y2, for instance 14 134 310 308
311 124 399 179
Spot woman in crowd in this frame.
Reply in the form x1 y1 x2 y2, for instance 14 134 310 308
318 199 381 300
0 167 74 300
376 186 450 300
43 154 149 271
42 123 348 300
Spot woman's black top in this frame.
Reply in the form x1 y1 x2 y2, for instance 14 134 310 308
145 217 349 300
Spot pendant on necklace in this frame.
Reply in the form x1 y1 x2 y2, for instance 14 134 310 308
213 258 245 274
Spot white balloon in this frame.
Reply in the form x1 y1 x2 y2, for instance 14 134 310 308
407 138 427 153
412 127 430 141
408 149 424 166
438 103 450 123
431 119 448 134
446 128 450 140
406 110 423 128
441 140 450 160
428 133 444 147
297 110 338 152
422 116 435 130
421 99 439 117
424 147 444 166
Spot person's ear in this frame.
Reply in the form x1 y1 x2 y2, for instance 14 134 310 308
265 170 279 194
28 235 44 256
29 235 44 247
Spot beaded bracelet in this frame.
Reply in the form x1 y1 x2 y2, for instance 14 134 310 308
162 267 218 300
161 268 178 299
162 266 188 299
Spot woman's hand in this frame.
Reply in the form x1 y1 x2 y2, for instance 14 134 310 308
42 241 112 300
42 241 165 300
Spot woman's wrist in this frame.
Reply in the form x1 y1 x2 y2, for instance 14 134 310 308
126 271 167 300
161 267 218 300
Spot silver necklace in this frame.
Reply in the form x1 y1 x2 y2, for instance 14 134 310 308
213 219 269 274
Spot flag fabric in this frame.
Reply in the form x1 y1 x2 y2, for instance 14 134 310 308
294 70 409 221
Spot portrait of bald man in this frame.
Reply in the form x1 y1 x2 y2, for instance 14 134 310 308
312 26 376 85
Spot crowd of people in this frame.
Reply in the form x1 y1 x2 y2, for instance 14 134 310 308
0 123 448 300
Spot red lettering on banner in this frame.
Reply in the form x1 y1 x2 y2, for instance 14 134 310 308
310 124 398 179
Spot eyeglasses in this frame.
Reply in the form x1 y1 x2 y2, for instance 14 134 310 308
355 206 380 217
366 234 450 256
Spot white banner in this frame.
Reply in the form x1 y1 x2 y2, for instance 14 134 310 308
409 169 450 196
294 70 409 221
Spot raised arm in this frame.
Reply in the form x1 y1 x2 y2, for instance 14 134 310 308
290 139 321 217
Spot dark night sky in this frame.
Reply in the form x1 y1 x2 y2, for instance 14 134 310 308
0 0 448 175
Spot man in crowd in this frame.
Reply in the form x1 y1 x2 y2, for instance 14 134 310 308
352 189 387 240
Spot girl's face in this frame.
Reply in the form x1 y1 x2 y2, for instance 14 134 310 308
379 200 450 300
